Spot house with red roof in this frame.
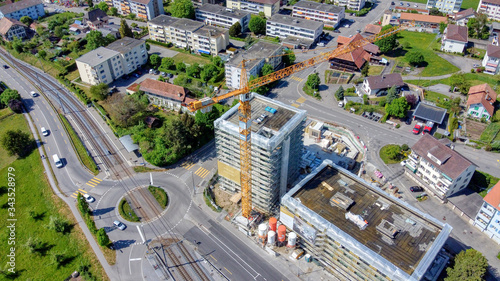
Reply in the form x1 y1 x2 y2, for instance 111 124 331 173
441 24 468 53
474 181 500 244
466 83 498 120
330 33 381 72
452 8 476 26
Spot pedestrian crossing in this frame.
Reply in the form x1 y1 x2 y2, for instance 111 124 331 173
85 177 102 188
71 188 88 199
291 103 300 108
181 162 196 170
194 167 210 178
296 97 306 103
289 76 303 82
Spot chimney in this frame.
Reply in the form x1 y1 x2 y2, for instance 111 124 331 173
178 93 182 97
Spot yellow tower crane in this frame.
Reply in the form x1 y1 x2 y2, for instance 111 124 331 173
187 23 413 218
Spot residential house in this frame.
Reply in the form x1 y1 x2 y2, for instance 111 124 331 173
474 181 500 244
398 12 447 31
330 33 381 72
0 17 27 41
266 14 323 48
426 0 462 13
127 78 194 112
69 22 89 34
106 0 163 20
225 41 283 89
358 73 405 97
482 44 500 75
226 0 280 18
195 4 251 32
452 8 476 26
0 0 45 20
393 6 430 14
292 1 345 29
441 24 468 53
477 0 500 21
83 8 109 30
466 83 498 120
363 24 382 36
334 0 365 11
405 134 476 199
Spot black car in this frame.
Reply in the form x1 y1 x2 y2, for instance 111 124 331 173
410 186 423 192
405 118 412 125
3 65 9 69
333 30 341 34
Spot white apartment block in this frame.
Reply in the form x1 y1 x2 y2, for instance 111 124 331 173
76 38 147 85
426 0 463 14
106 0 163 20
266 14 323 45
215 94 307 213
292 0 345 28
196 4 251 32
192 26 230 55
483 44 500 75
227 0 280 18
474 182 500 244
405 134 476 199
440 24 468 53
335 0 365 11
225 41 283 89
477 0 500 21
0 0 45 20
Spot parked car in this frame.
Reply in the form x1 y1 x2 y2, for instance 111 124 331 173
399 1 403 5
405 117 412 125
3 65 9 69
406 3 410 6
149 68 155 74
136 70 142 75
338 101 344 107
83 193 95 203
356 29 361 33
318 42 325 47
167 73 173 78
423 121 434 134
113 220 126 230
410 186 424 192
344 24 349 28
161 72 166 77
333 30 341 33
412 122 423 134
391 1 395 4
30 91 38 97
414 4 418 7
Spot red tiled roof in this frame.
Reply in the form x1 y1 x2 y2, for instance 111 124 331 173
137 78 189 102
453 8 475 20
363 24 382 35
0 17 26 36
444 24 468 43
484 181 500 211
335 34 377 69
399 12 447 24
467 83 498 116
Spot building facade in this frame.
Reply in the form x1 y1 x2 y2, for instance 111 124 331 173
466 83 498 120
452 8 475 26
266 14 323 45
126 78 193 112
359 73 405 96
0 17 27 41
225 41 283 89
227 0 280 18
0 0 45 20
83 8 109 30
292 1 345 29
195 4 251 32
280 160 452 281
426 0 462 13
474 182 500 244
192 26 230 55
482 44 500 75
477 0 500 21
441 24 468 53
334 0 365 11
106 0 163 20
215 94 306 213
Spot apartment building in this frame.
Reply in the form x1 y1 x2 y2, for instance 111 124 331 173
292 0 345 28
280 160 452 281
426 0 462 14
106 0 163 20
148 15 179 43
192 0 225 7
227 0 280 18
167 18 205 49
225 41 283 89
441 24 468 53
335 0 365 11
76 38 147 85
215 94 307 213
266 14 323 47
475 182 500 244
196 4 251 32
405 134 476 199
482 44 500 75
0 17 27 41
0 0 45 20
477 0 500 21
192 25 229 55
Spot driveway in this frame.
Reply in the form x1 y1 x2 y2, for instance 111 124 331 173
436 53 481 73
148 44 179 58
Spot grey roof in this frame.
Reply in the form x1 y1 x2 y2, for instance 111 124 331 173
344 96 363 104
413 102 447 124
169 18 204 32
119 135 139 152
366 73 405 90
226 41 282 70
76 47 120 67
268 14 323 31
148 15 179 26
487 44 500 59
107 37 144 54
196 4 250 19
85 8 108 23
194 25 227 37
293 0 344 14
493 22 500 31
0 0 42 15
282 35 314 47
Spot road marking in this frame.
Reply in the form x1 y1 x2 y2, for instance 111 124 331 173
195 167 209 177
64 140 67 144
210 254 217 262
57 125 60 130
200 169 210 178
291 103 300 108
61 132 63 137
89 179 100 184
137 225 145 243
224 267 232 275
78 189 87 193
47 147 50 152
36 118 39 122
70 195 77 198
86 182 96 187
183 163 195 170
93 177 102 182
129 258 141 261
195 167 203 174
296 97 306 103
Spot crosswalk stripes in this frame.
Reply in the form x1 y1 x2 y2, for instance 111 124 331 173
290 76 304 82
296 97 306 103
181 162 196 170
291 103 300 108
71 188 88 198
85 177 102 188
194 167 210 178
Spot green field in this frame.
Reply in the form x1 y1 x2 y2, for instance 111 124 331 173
379 144 408 164
148 186 169 209
424 91 449 104
480 122 500 143
368 65 384 76
172 53 211 66
0 109 30 171
406 73 500 89
461 0 480 9
0 111 107 280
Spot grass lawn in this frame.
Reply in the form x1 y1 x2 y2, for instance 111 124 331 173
379 144 408 164
468 170 500 197
148 186 169 209
0 109 30 171
424 90 449 104
39 12 79 23
172 53 210 66
0 107 14 119
133 166 166 173
462 0 480 9
404 0 427 3
118 198 140 222
66 69 80 81
480 122 500 143
406 73 500 89
0 112 107 281
368 65 384 76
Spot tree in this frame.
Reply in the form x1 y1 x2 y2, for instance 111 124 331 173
211 56 224 68
109 7 118 16
405 94 417 106
405 50 425 67
131 22 138 28
176 62 186 72
105 33 116 44
1 89 21 106
386 97 410 118
248 16 266 35
429 8 444 16
107 94 147 127
229 22 242 37
282 49 296 67
386 86 398 104
38 49 47 60
97 2 108 13
306 73 321 91
186 63 201 78
46 216 69 233
361 64 369 77
335 86 344 101
89 83 109 101
97 228 110 246
385 145 401 160
8 99 23 113
54 26 65 38
20 16 33 26
261 63 274 76
119 19 133 38
161 57 175 70
375 25 398 53
86 0 93 8
445 249 488 281
449 73 470 95
1 130 32 157
468 13 489 39
146 43 150 51
85 30 106 50
201 64 218 82
439 22 447 34
36 26 46 37
170 0 195 19
149 54 161 68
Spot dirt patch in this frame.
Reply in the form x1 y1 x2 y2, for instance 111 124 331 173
213 184 240 217
466 119 488 140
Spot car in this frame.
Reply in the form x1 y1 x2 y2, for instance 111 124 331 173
406 3 410 6
161 72 166 77
167 73 173 78
133 73 139 78
41 127 49 136
113 220 126 230
154 70 159 75
83 193 95 203
149 68 155 74
136 70 142 75
399 1 403 5
412 122 423 134
30 91 38 97
338 101 344 107
333 30 341 33
3 65 9 69
318 42 325 47
423 121 434 134
391 1 395 4
473 64 479 68
410 186 424 192
356 29 361 33
344 24 349 28
414 4 418 7
405 117 412 125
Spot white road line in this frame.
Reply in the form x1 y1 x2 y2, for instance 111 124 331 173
129 258 142 261
137 225 146 243
128 244 135 275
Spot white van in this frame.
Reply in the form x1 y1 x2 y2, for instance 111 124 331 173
52 154 63 168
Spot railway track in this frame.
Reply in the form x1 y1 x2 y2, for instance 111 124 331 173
164 243 193 281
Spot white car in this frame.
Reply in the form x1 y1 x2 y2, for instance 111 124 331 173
83 193 95 203
30 91 38 97
113 220 126 230
41 127 49 136
338 101 344 107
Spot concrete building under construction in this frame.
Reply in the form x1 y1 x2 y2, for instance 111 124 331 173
215 93 307 213
280 160 452 281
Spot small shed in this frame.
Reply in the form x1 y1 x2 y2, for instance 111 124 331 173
119 135 139 152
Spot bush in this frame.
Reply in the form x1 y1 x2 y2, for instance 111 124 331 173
395 124 401 129
97 228 110 246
